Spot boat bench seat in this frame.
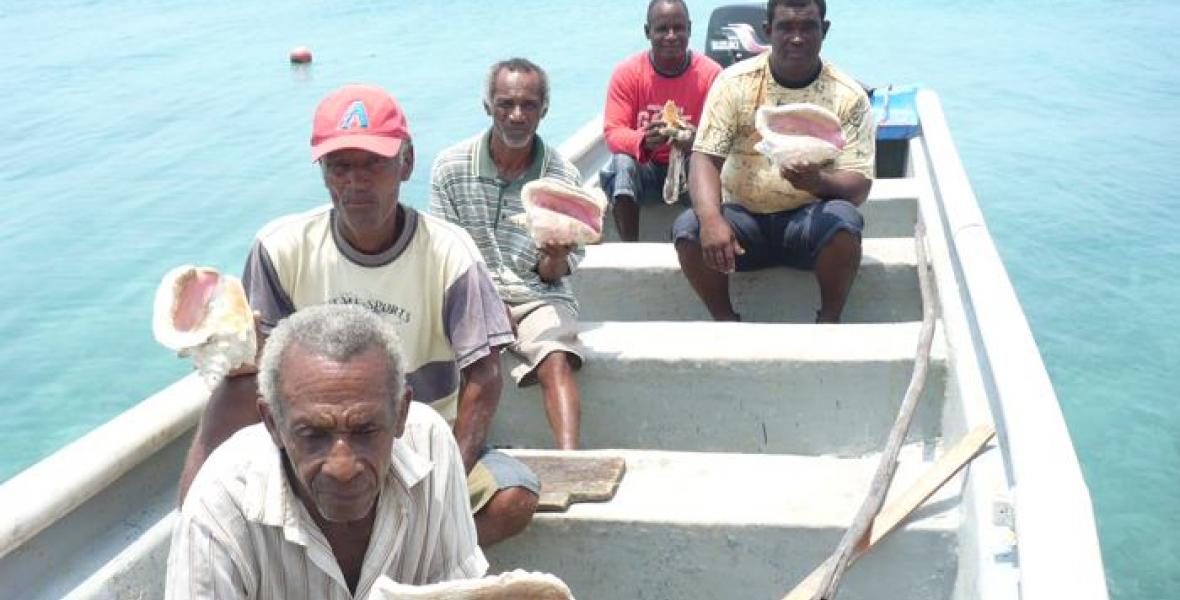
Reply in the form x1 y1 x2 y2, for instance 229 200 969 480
487 447 960 600
492 321 946 456
597 177 921 242
572 238 920 323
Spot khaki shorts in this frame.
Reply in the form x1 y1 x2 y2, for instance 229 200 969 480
506 300 584 386
467 447 540 512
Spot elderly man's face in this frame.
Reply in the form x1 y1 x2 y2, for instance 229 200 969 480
321 147 413 249
264 344 407 523
485 69 546 150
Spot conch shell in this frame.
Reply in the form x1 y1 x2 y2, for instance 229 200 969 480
753 103 846 168
152 265 257 388
369 569 574 600
518 179 607 246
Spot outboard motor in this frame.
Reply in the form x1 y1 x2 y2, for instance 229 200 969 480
704 3 768 68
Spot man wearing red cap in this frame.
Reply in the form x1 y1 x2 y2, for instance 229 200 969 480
179 84 539 547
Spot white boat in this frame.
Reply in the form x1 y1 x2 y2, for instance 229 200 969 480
0 15 1108 598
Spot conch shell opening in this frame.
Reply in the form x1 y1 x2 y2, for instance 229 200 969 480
753 103 846 169
152 265 257 388
519 179 607 246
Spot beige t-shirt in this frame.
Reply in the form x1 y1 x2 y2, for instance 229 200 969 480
243 205 513 422
694 54 876 213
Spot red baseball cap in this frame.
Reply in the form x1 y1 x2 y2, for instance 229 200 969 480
310 84 411 162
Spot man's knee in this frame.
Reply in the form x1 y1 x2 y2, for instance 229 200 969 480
537 351 576 380
478 486 539 539
603 153 642 201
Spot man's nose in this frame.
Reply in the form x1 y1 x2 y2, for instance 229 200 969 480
322 438 362 482
508 105 526 122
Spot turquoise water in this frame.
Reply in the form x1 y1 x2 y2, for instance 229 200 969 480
1 0 1176 596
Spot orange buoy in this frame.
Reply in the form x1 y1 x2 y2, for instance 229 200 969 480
289 46 313 64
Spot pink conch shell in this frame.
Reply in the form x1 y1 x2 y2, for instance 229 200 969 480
369 569 574 600
754 103 846 168
519 179 607 246
152 265 257 388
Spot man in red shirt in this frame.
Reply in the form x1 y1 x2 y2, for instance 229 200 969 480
600 0 722 241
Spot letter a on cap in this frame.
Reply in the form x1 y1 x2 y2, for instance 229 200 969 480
338 101 370 130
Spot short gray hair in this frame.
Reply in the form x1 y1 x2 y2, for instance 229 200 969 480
484 57 549 111
258 304 407 420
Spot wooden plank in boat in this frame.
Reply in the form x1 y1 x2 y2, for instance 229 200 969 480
514 455 626 512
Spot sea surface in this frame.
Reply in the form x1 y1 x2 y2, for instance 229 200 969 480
1 0 1176 596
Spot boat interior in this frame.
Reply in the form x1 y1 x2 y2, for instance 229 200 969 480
0 63 1107 600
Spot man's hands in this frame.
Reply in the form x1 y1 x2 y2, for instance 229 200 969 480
536 243 575 283
699 215 744 274
642 120 669 152
780 161 826 196
642 120 696 153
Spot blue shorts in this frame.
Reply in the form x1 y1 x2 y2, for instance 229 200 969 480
671 200 863 270
599 153 689 206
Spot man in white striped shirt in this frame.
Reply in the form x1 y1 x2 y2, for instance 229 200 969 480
166 304 486 599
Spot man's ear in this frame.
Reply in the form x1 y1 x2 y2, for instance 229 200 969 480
258 398 285 450
644 24 651 38
483 99 493 118
763 20 771 39
399 145 415 182
393 386 413 438
822 19 830 39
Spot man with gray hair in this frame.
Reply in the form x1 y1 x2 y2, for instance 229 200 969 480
431 58 586 450
179 83 539 547
167 304 486 599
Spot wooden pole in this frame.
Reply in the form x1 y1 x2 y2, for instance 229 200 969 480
783 424 996 600
810 221 938 600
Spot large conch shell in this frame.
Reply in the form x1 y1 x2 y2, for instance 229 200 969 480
517 179 607 246
369 570 574 600
658 100 693 205
152 265 257 388
753 103 846 169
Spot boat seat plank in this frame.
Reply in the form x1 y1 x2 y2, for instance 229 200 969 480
597 177 921 242
488 447 959 600
573 239 919 323
494 321 946 456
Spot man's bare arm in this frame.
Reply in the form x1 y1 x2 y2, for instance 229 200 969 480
781 165 872 206
453 351 503 473
178 372 261 503
688 152 744 273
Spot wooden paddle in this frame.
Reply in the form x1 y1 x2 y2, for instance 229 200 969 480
782 424 996 600
809 220 938 599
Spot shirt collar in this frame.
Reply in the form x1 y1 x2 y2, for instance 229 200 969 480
244 433 435 538
330 204 419 268
473 129 549 193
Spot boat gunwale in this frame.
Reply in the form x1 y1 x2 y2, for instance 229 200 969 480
913 90 1108 599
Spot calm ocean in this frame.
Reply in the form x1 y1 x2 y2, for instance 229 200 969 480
1 0 1176 596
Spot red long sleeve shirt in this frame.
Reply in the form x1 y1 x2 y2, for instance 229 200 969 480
602 50 722 166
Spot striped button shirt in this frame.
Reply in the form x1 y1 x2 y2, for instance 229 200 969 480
165 402 487 600
430 130 584 310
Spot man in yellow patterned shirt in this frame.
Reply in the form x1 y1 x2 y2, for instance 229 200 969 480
673 0 875 322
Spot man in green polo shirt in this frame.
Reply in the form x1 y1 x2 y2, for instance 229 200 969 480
430 58 585 450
